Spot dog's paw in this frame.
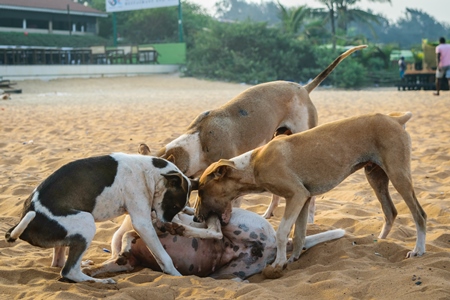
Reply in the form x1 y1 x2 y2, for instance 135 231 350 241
287 255 299 264
231 277 249 283
81 259 94 267
262 265 284 279
152 213 169 233
262 212 273 219
58 277 77 283
102 278 117 284
116 252 131 265
406 249 425 258
164 222 186 236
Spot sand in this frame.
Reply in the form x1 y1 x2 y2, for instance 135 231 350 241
0 74 449 299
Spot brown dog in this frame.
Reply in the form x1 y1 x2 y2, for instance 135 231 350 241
154 45 366 222
156 45 368 178
194 112 427 276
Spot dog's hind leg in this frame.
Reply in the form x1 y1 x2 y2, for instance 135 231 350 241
61 213 115 283
51 246 66 267
364 164 397 239
385 168 427 258
289 197 311 262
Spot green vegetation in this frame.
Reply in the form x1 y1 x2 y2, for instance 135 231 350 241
184 21 370 88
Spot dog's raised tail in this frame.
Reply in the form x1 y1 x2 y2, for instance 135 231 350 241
5 211 36 243
304 229 345 249
304 45 368 93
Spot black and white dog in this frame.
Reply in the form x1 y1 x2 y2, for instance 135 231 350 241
5 153 194 283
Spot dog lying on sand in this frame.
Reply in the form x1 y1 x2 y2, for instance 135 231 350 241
83 208 345 281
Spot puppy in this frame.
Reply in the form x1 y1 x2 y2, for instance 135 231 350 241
5 153 193 283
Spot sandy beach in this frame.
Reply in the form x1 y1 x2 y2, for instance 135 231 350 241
0 74 449 299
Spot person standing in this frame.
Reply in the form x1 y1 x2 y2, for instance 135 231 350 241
398 56 406 80
434 37 450 96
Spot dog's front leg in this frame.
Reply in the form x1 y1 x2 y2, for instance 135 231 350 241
173 214 223 239
263 189 309 278
130 213 182 276
263 195 316 224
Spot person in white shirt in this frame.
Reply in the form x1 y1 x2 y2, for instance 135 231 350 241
434 37 450 96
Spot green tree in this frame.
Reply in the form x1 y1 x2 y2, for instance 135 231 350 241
186 21 319 83
314 0 390 49
277 2 311 35
214 0 280 24
391 8 449 48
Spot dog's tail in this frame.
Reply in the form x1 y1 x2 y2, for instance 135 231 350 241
304 45 368 94
304 229 345 249
388 111 412 128
5 211 36 243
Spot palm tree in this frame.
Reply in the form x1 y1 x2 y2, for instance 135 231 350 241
277 1 311 36
315 0 391 49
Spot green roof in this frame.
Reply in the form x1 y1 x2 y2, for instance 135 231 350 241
390 50 414 62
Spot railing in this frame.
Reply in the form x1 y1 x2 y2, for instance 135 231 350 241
396 71 449 91
0 45 159 65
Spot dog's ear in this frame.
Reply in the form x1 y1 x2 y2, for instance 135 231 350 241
213 165 228 179
167 154 176 164
156 146 167 157
162 172 182 188
216 159 236 169
138 143 151 155
201 159 236 180
213 159 236 180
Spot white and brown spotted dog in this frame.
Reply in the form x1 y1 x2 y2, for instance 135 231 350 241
5 153 194 283
83 208 345 281
194 112 427 277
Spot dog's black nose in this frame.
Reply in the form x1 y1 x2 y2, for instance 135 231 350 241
193 216 200 223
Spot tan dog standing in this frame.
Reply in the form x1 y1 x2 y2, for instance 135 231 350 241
156 45 368 179
194 112 427 277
